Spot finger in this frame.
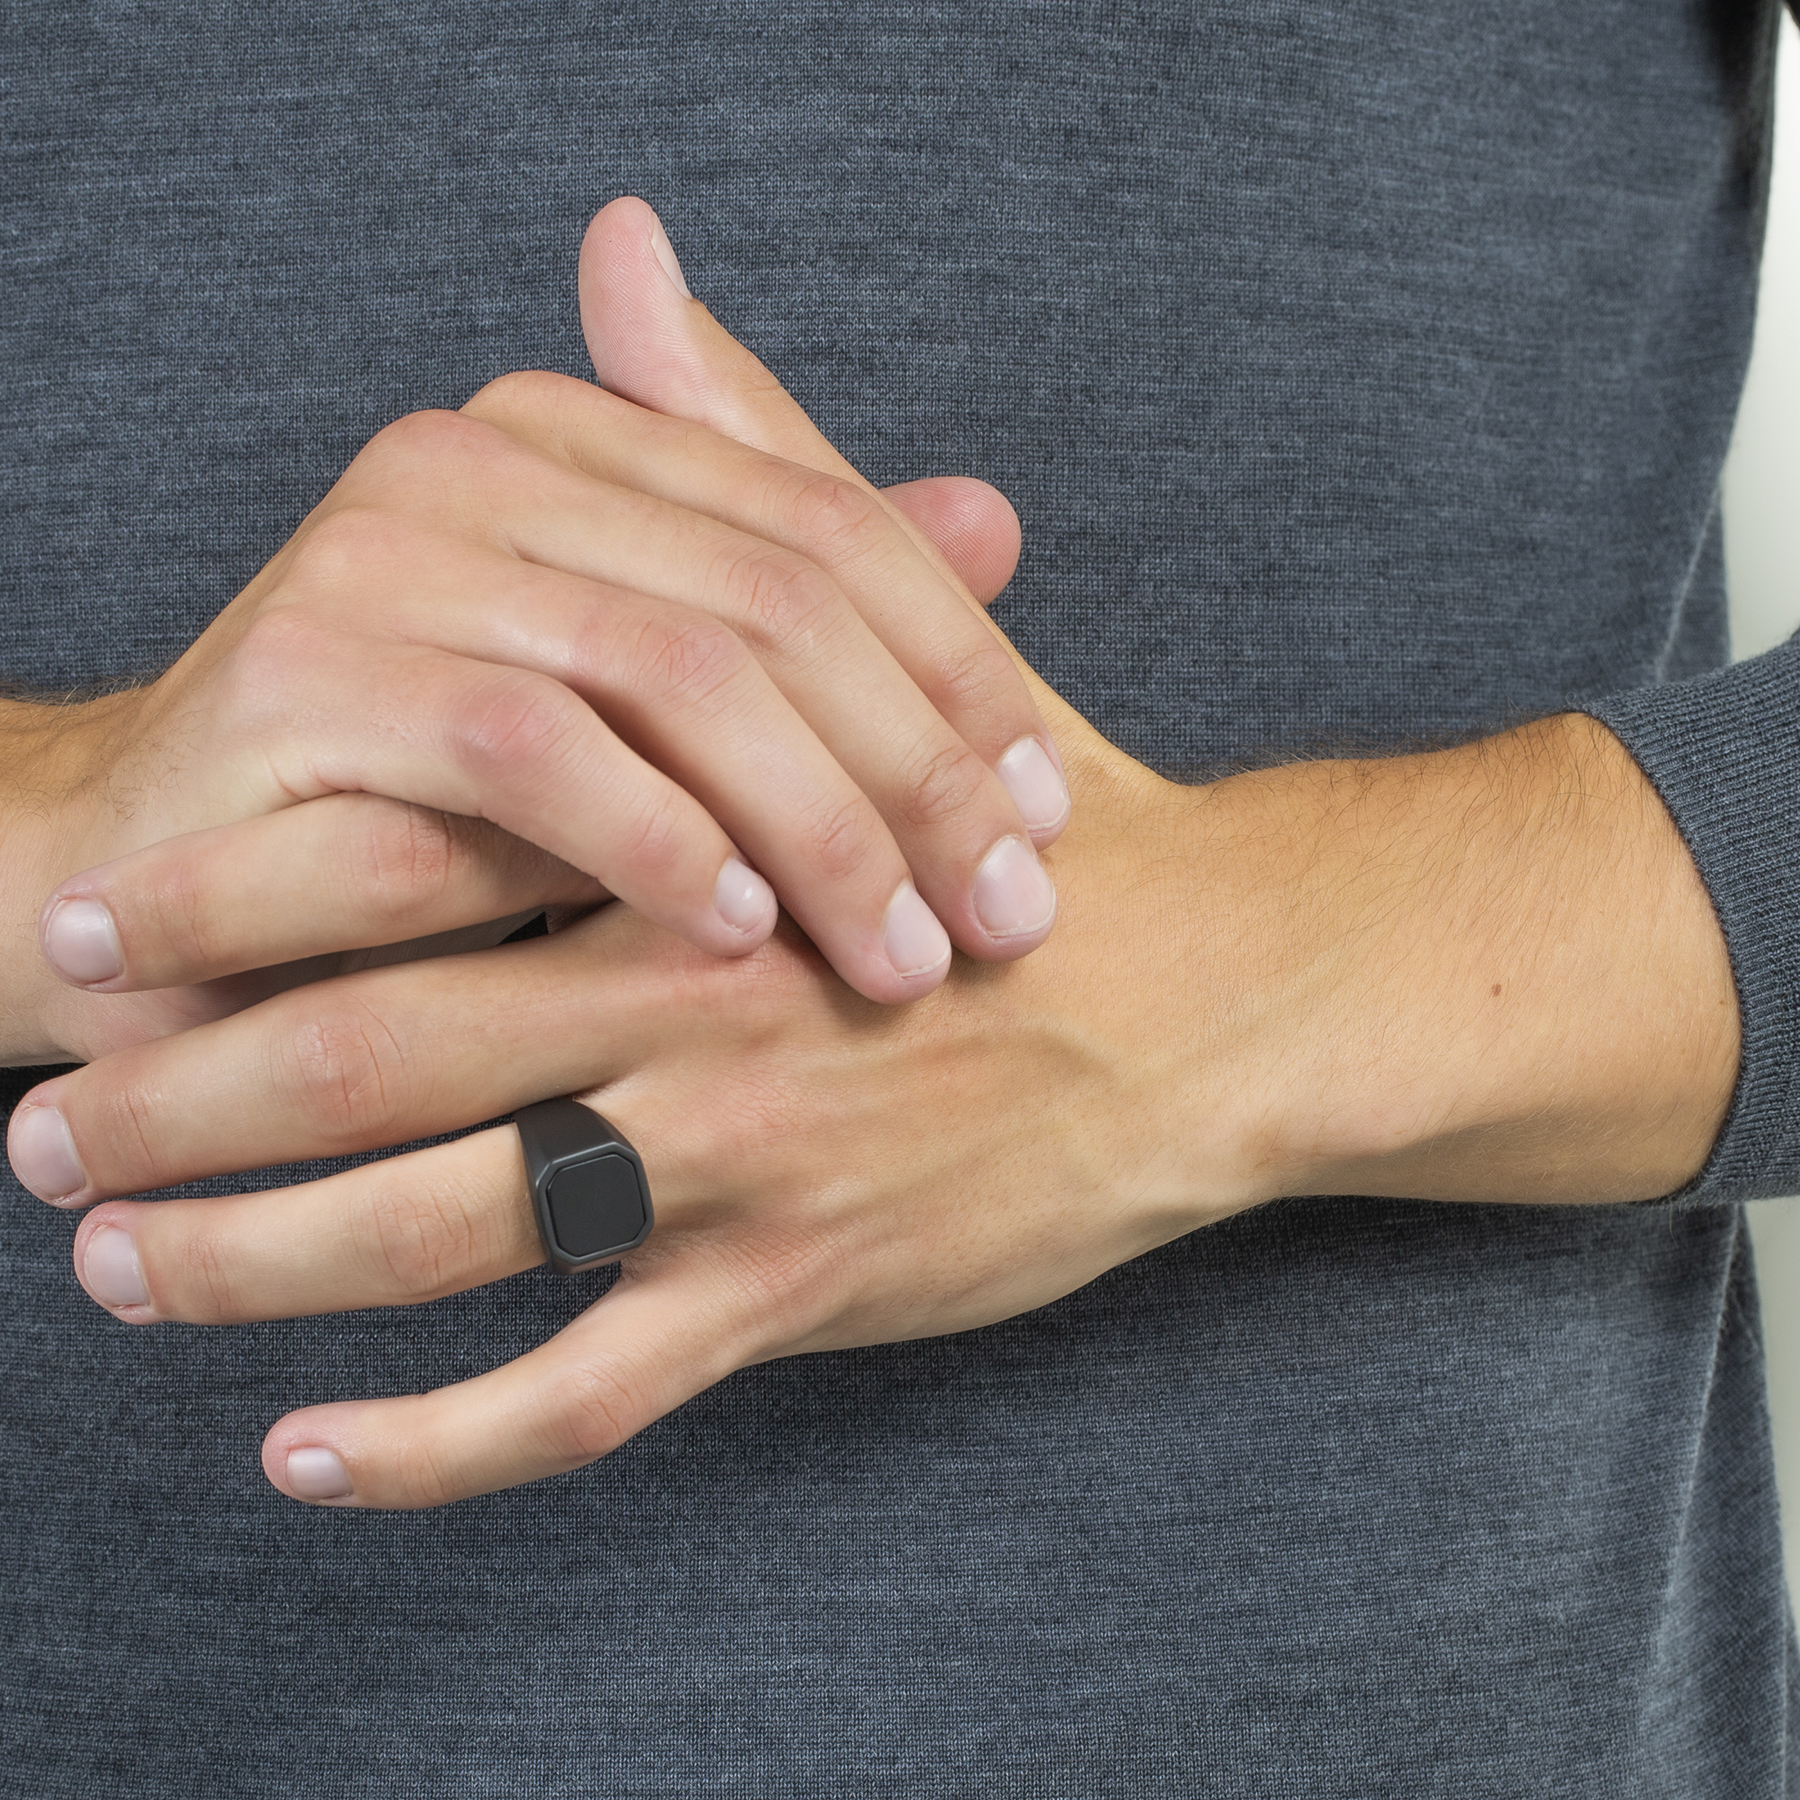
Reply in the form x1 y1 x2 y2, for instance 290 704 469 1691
578 198 872 489
441 391 1061 957
261 1249 754 1507
209 618 782 967
880 477 1022 609
69 1127 542 1324
577 203 1045 674
475 366 1065 856
61 1112 760 1510
37 794 604 993
574 200 1076 833
270 544 954 1001
56 553 951 1006
6 911 697 1205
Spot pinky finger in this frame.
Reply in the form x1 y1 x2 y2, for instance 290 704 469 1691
262 1249 754 1509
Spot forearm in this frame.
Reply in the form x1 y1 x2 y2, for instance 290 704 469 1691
19 692 1742 1508
1195 712 1739 1209
10 243 1753 1508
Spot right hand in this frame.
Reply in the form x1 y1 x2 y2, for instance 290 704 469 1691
3 203 1069 1067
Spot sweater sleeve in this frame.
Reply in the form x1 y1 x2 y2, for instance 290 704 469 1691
1581 633 1800 1204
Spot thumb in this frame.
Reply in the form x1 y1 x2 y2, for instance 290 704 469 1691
580 198 1022 603
262 1245 756 1509
580 195 865 477
881 476 1022 609
579 198 1099 758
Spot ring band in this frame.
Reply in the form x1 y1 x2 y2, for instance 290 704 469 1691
514 1098 655 1276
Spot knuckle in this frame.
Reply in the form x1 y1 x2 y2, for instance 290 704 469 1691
348 407 526 547
364 1180 481 1298
348 802 464 918
930 636 1026 729
727 549 844 652
626 613 751 713
777 470 885 562
280 995 411 1145
460 368 577 428
612 786 690 888
362 406 492 471
282 505 407 597
448 670 580 787
135 843 236 975
222 609 331 717
399 1436 467 1510
88 1074 176 1192
797 790 883 886
175 1216 250 1322
890 736 992 836
542 1355 643 1465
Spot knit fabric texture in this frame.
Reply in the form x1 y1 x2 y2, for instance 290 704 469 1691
2 2 1797 1793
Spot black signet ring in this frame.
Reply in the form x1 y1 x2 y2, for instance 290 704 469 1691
514 1098 655 1275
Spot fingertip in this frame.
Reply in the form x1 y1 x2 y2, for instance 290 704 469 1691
579 194 657 261
7 1092 92 1207
647 217 690 299
581 197 792 450
892 956 953 1002
881 475 1023 607
1034 735 1073 848
997 737 1073 844
713 856 778 951
580 196 703 405
965 911 1057 966
72 1208 156 1319
880 880 953 993
264 1429 357 1506
39 892 126 988
967 836 1058 960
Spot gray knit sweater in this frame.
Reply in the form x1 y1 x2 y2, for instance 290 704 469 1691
2 2 1795 1792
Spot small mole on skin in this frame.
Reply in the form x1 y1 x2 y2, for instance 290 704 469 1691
1491 984 1502 997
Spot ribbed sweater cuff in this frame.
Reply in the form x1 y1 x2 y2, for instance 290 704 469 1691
1581 635 1800 1204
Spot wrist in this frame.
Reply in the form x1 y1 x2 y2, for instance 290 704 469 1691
1220 715 1738 1206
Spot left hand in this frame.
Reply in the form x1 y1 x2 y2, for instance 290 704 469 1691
14 230 1740 1509
45 733 1253 1508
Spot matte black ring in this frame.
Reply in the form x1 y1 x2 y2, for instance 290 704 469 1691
514 1098 655 1276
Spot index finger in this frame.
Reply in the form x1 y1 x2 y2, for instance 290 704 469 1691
472 375 1071 853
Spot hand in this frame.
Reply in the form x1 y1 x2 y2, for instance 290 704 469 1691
1 465 1028 1063
13 236 1740 1511
0 200 1069 1070
24 708 1737 1510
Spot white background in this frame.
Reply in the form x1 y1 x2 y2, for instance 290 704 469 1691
1725 12 1800 1589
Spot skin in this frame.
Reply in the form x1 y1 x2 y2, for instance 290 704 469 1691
3 203 1741 1510
0 205 1071 1059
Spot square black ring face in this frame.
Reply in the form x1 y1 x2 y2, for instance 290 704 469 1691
543 1151 653 1267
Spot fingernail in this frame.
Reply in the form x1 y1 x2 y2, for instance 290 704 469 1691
973 837 1057 940
7 1104 87 1203
82 1225 147 1308
41 897 124 985
883 881 952 978
714 856 777 939
996 737 1072 835
286 1447 354 1502
649 220 691 298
